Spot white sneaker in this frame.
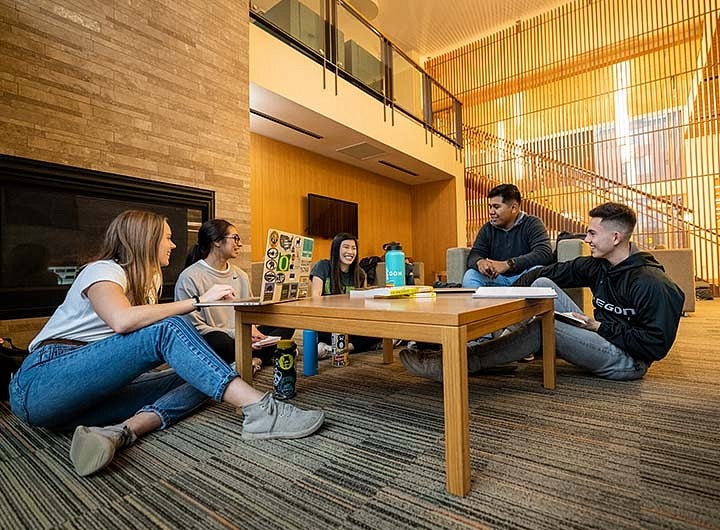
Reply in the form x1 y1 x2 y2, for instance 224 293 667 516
317 342 333 360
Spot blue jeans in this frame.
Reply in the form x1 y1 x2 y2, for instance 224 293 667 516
462 265 541 288
9 317 238 431
467 278 648 380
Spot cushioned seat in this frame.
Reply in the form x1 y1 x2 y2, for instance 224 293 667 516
446 242 695 313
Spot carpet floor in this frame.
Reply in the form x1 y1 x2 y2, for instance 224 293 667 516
1 301 719 529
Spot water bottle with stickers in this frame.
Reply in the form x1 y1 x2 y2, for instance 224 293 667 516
383 242 405 287
273 340 297 399
331 332 349 367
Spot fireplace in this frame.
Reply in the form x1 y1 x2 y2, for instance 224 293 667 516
0 155 214 319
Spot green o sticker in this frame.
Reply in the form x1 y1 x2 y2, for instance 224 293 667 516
277 254 291 272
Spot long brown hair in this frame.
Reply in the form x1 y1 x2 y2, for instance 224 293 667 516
329 232 362 294
95 210 166 305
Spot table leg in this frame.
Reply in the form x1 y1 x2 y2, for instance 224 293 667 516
235 314 254 385
382 338 394 364
441 326 471 496
540 306 556 390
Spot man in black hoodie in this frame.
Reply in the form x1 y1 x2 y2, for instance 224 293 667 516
511 202 684 379
401 202 685 381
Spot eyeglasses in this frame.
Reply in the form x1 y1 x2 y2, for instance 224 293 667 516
222 235 242 245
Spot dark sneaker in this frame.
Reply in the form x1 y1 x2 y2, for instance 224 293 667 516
241 393 324 440
70 424 137 476
400 343 518 382
398 348 443 382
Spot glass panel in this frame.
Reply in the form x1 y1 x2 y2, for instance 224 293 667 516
430 81 459 142
251 0 462 148
0 185 190 291
0 160 212 319
252 0 325 56
335 2 383 94
391 50 424 121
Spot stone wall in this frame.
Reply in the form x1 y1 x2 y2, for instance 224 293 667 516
0 1 250 345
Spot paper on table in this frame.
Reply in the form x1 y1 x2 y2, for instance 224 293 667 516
472 286 558 299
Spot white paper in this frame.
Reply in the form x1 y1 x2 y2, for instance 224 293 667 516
472 286 558 299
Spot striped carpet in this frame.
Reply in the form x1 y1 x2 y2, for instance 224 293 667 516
1 301 719 529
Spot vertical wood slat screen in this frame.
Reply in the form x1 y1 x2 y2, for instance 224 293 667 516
428 0 720 293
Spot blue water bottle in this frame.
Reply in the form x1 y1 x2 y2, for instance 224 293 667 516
383 242 406 287
303 329 318 376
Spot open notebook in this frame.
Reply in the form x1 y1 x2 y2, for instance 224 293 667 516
196 228 314 307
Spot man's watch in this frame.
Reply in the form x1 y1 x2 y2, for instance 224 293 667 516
506 258 516 273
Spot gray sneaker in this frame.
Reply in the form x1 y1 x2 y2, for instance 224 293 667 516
241 393 325 440
70 424 137 477
398 348 443 382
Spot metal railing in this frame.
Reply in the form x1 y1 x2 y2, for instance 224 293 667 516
250 0 462 148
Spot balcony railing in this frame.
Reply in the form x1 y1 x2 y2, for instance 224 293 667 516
250 0 463 148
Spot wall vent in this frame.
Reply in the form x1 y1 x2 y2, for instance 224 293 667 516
336 142 387 160
250 108 323 139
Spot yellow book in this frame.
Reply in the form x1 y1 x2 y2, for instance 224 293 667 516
349 285 433 298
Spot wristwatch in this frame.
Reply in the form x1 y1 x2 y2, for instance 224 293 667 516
506 258 516 272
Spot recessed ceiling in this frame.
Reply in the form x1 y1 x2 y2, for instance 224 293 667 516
371 0 569 61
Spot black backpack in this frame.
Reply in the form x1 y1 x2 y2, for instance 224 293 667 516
359 256 381 285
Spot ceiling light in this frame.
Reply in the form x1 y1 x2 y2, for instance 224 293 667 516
346 0 378 20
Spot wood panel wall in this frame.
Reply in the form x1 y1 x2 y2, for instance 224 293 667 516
250 133 414 264
411 179 458 282
426 0 720 290
0 1 250 345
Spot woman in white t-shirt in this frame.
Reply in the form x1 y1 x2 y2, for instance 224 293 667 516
174 219 293 374
9 210 324 477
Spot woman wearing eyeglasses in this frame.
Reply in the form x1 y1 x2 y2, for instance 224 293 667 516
175 219 294 373
9 211 324 478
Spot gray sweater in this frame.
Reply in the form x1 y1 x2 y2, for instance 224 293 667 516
174 260 251 337
466 213 553 275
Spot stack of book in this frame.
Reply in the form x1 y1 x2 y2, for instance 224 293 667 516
349 285 435 299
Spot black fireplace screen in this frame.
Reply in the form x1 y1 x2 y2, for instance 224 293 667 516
0 155 214 319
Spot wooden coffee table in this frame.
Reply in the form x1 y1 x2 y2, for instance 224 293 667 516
233 293 555 496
